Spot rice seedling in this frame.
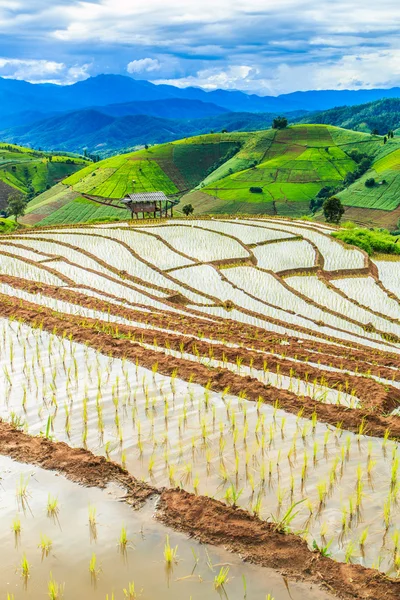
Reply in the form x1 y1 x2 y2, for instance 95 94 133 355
123 581 138 599
12 516 21 535
270 499 306 534
38 534 53 557
89 552 101 579
20 553 30 580
214 566 230 589
312 539 333 558
118 525 131 552
47 494 59 518
163 535 178 565
16 474 30 505
88 505 97 540
47 573 64 599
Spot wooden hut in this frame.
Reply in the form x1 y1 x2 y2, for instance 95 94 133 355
120 192 175 219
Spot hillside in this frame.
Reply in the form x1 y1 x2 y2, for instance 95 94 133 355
0 143 88 214
337 140 400 228
0 109 304 156
181 125 394 217
21 133 244 225
298 98 400 134
22 124 400 227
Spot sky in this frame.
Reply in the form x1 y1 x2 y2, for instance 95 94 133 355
0 0 400 94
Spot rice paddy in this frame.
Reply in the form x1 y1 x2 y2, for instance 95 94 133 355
1 216 400 598
23 124 400 226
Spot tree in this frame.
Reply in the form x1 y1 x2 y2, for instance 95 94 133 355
7 192 26 222
384 136 388 144
365 178 375 188
343 171 356 186
323 196 344 224
272 116 288 130
371 128 379 135
182 204 194 216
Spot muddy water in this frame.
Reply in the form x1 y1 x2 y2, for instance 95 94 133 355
0 457 335 600
0 319 399 576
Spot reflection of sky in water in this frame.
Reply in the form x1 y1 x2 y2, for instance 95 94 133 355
0 456 336 600
0 318 399 576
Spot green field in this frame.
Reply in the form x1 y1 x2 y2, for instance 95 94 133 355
0 143 88 213
339 143 400 212
26 135 246 225
37 196 130 226
22 124 400 225
194 125 358 214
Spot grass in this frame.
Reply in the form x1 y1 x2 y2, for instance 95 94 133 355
332 227 400 255
22 123 400 225
0 145 87 199
200 126 356 208
36 196 130 226
0 217 19 233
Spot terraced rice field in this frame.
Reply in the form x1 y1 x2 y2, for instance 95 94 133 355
200 126 357 208
1 217 400 599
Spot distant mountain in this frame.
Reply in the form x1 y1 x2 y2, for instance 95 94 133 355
2 74 400 120
0 74 297 119
279 88 400 112
1 109 303 155
297 98 400 134
92 97 230 119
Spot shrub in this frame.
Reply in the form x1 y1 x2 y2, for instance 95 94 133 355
182 204 194 216
249 186 263 193
332 227 400 256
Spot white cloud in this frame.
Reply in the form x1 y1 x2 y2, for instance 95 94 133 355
0 57 91 84
1 0 400 92
153 65 259 90
127 58 161 74
152 50 400 95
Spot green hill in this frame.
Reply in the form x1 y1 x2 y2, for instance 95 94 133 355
23 124 400 227
297 98 400 135
0 142 88 215
336 140 400 227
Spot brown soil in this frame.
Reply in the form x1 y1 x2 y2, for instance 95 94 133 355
1 292 400 440
3 274 400 374
0 420 153 506
0 420 398 600
159 490 400 600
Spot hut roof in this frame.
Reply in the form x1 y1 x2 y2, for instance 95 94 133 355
121 192 169 205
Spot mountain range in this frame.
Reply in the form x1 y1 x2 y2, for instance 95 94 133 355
2 74 400 155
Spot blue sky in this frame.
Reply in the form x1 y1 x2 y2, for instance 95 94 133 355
0 0 399 94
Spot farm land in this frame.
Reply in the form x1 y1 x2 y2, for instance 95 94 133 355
1 216 400 598
22 124 400 228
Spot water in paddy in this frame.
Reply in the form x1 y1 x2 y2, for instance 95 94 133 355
0 457 335 600
1 319 399 575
